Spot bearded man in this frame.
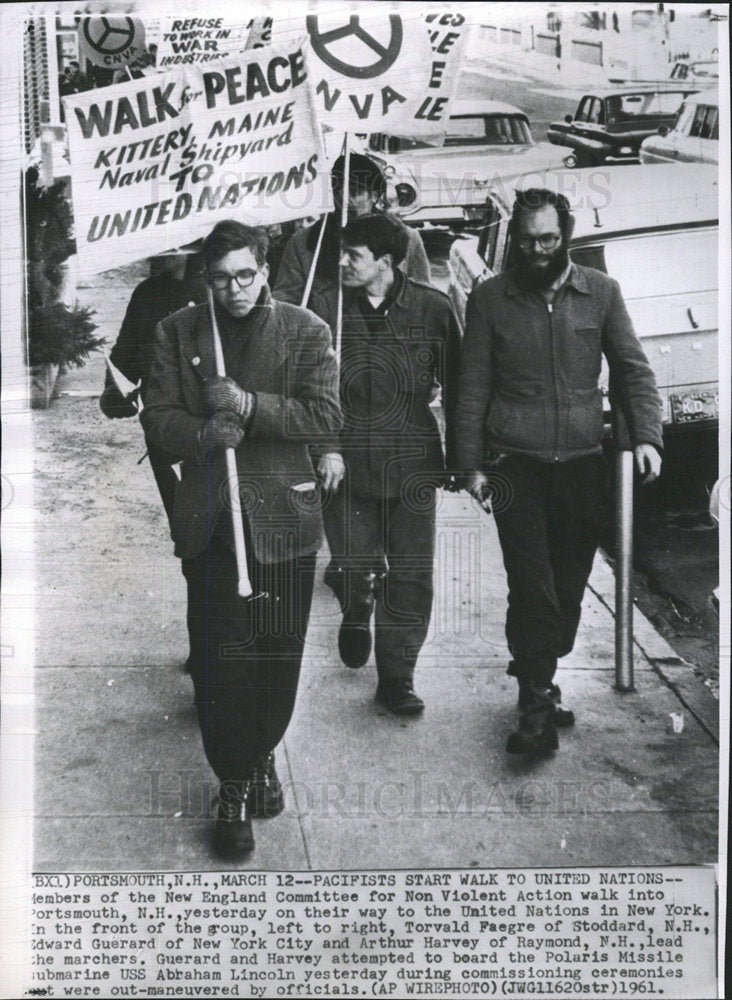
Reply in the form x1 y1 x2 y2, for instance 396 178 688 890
454 187 663 754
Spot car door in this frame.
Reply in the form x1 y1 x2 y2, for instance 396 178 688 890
576 96 604 138
676 103 719 163
640 99 691 163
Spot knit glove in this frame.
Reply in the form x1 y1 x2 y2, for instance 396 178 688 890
205 375 255 425
198 412 245 456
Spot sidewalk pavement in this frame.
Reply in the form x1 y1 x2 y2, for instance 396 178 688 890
30 266 718 872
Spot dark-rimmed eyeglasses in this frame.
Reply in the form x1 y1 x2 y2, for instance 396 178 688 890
516 234 562 251
211 268 260 291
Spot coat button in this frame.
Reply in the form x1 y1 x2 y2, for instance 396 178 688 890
192 356 200 366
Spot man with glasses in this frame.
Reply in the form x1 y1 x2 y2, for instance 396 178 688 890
141 221 341 858
455 188 663 755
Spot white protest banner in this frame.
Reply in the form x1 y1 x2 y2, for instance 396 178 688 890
155 14 272 69
78 15 146 69
421 11 469 127
64 38 330 276
273 10 450 138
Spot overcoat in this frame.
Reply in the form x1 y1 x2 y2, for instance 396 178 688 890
141 289 342 562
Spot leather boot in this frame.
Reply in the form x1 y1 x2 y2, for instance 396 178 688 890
506 685 559 754
375 678 425 715
212 780 254 857
518 679 575 727
247 752 284 818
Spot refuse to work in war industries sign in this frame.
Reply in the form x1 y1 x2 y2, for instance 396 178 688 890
155 14 272 68
63 38 329 276
273 10 466 139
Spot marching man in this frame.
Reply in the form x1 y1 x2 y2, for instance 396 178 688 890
455 188 663 754
141 221 341 857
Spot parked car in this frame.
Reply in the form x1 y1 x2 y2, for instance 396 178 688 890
640 89 719 165
547 86 696 166
447 165 719 437
367 100 575 227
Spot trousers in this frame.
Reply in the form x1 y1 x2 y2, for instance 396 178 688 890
182 535 316 783
492 454 609 687
326 485 436 680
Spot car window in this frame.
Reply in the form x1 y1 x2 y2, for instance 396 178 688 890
608 92 685 117
576 97 593 123
370 115 533 152
581 229 717 299
586 99 603 124
444 115 531 145
689 104 707 138
699 106 718 140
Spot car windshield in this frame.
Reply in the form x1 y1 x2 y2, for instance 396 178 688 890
370 114 532 152
606 92 685 119
577 229 717 298
444 115 532 146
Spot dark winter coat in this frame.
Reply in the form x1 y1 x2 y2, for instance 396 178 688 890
455 264 663 469
310 273 461 498
140 288 342 562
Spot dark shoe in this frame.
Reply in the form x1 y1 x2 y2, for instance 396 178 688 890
338 607 372 668
518 680 575 728
247 753 284 818
375 679 425 715
212 782 254 858
507 686 559 755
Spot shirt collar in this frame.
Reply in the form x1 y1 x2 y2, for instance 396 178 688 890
549 260 573 293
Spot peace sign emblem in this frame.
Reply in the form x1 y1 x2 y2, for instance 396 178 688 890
306 15 403 80
81 17 139 56
78 15 145 67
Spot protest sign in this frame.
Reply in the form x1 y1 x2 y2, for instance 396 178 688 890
421 11 469 129
78 15 146 69
155 14 272 68
273 10 455 138
63 38 330 275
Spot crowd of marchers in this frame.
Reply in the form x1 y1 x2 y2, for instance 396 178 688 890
100 151 663 860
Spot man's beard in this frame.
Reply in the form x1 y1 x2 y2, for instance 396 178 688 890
513 244 570 292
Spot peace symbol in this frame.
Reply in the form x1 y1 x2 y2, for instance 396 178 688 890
81 16 137 56
306 15 403 80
